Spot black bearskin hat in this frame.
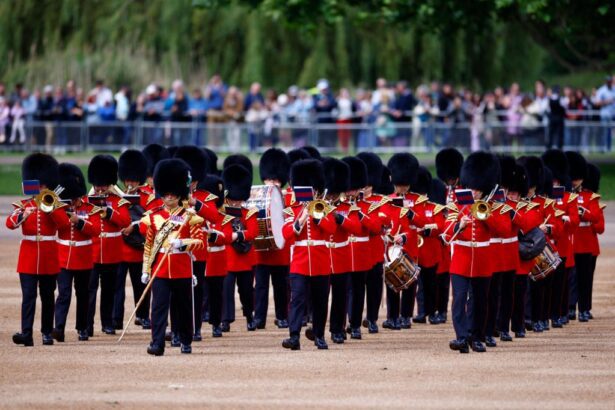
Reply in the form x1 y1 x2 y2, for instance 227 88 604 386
199 174 225 208
223 154 253 177
498 155 517 190
142 144 170 177
167 145 178 157
435 148 464 182
356 152 383 188
58 163 86 200
541 149 569 184
302 145 322 160
565 151 587 181
290 159 325 194
323 157 350 195
460 151 500 195
517 156 544 189
153 159 191 200
413 166 432 195
376 166 394 196
22 153 59 189
222 164 252 201
342 156 368 190
429 178 447 205
88 154 118 186
203 148 219 175
288 148 311 164
584 163 600 193
118 149 147 184
259 148 290 186
508 164 529 197
387 153 419 186
539 167 554 198
174 145 209 183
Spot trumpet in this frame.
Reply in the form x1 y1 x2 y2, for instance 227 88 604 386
35 188 64 213
306 199 332 219
470 200 491 221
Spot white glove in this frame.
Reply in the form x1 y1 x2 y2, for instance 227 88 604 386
192 275 197 287
171 238 183 249
141 273 150 284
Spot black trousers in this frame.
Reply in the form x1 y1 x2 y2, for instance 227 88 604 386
568 264 578 311
549 258 566 320
19 273 57 335
329 273 349 334
192 262 206 333
55 268 90 331
349 270 368 328
435 272 450 315
486 270 515 335
222 270 254 323
420 265 437 317
288 274 330 339
386 282 417 319
204 276 224 327
88 263 118 330
451 274 490 341
415 274 425 317
151 278 192 348
530 275 552 323
254 264 289 325
365 262 384 322
113 262 149 324
575 253 594 312
589 255 598 311
511 275 528 332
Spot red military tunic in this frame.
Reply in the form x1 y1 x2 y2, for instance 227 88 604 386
89 194 131 264
418 202 446 269
552 191 579 267
282 203 337 276
360 193 394 267
328 201 362 274
121 186 154 263
205 215 234 277
516 199 547 275
6 198 70 274
487 200 519 273
352 196 388 272
191 189 223 264
141 206 205 279
57 199 102 270
390 192 429 261
225 206 259 272
255 186 293 267
574 190 602 256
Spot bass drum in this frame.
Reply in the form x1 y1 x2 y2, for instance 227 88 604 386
384 245 421 292
245 185 285 251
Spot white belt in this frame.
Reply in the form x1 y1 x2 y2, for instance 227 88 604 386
579 222 591 227
453 240 490 248
57 239 93 247
490 237 518 244
22 235 56 242
328 240 349 249
207 245 226 253
100 232 122 238
349 236 369 243
158 247 189 255
295 240 328 247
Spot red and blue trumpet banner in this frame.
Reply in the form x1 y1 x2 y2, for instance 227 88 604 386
454 189 475 206
22 180 41 196
293 186 315 203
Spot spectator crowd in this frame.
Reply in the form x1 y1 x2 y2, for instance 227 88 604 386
0 74 614 153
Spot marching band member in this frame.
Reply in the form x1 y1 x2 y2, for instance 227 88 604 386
7 153 70 346
322 158 362 344
434 148 464 323
113 149 151 331
141 158 205 356
254 148 292 329
385 154 428 329
142 143 170 190
567 152 601 322
53 164 101 342
445 152 506 353
282 159 337 350
221 164 259 332
86 154 131 336
542 149 579 328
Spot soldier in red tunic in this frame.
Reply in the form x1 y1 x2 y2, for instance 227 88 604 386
282 160 337 350
52 164 102 342
142 143 170 190
254 148 292 330
113 149 151 331
86 154 131 336
7 153 70 346
141 159 205 356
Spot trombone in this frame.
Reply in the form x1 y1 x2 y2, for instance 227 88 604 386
34 187 65 213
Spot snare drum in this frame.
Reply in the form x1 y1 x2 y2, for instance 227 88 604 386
384 245 421 292
245 185 285 251
530 242 562 281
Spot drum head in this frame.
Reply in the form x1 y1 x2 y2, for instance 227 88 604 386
387 245 402 262
268 186 286 249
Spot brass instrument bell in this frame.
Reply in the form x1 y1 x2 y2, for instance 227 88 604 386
470 200 491 220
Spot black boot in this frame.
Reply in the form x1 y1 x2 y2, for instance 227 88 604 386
147 344 164 356
305 327 315 341
42 334 54 345
51 328 65 342
181 344 192 354
12 332 34 346
282 335 300 350
485 336 497 347
170 333 181 347
449 338 469 353
78 330 89 341
315 337 328 350
220 321 230 332
470 339 486 352
212 326 222 338
499 331 513 342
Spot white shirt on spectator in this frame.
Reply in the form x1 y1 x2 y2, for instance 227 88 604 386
595 84 615 118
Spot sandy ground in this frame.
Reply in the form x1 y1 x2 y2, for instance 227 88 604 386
0 203 614 409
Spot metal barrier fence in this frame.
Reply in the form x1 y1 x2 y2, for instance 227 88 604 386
1 119 613 154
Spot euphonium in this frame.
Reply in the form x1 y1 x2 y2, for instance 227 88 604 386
307 199 331 219
470 200 491 220
35 188 62 213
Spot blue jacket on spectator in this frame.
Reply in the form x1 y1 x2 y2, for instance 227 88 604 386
244 92 265 110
